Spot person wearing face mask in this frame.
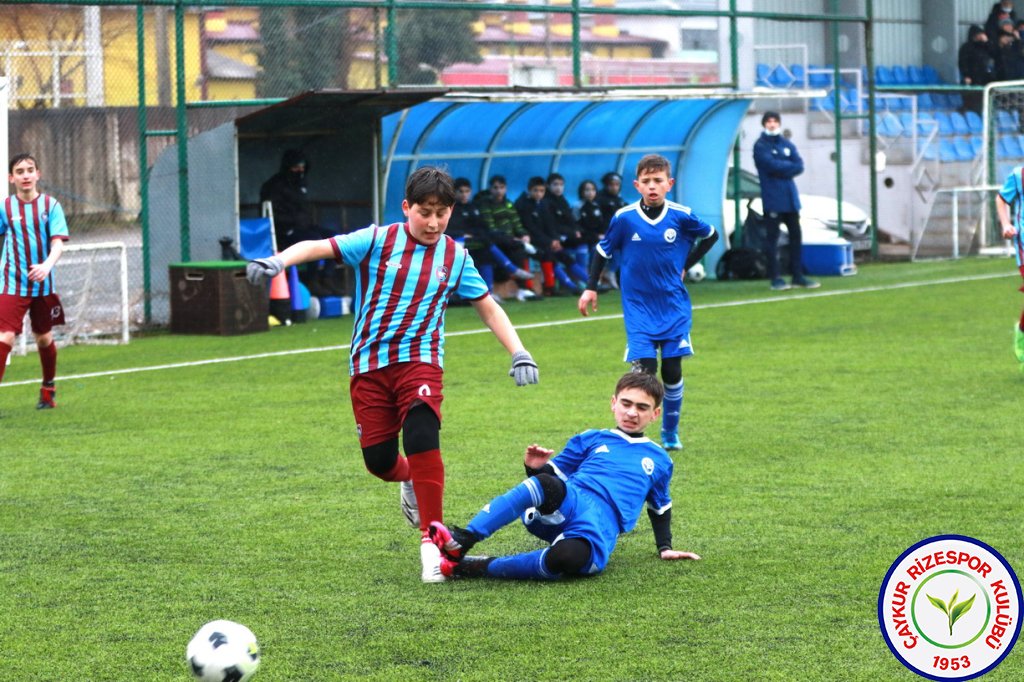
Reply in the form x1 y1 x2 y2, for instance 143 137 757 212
752 112 818 291
986 0 1018 43
259 149 343 296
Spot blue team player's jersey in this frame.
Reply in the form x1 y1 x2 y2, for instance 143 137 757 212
999 167 1024 267
330 222 489 376
597 201 713 339
548 428 673 535
0 194 70 296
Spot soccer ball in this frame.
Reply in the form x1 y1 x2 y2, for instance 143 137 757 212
686 263 706 282
186 620 261 682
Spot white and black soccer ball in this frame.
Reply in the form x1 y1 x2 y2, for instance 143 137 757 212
186 620 261 682
685 263 706 282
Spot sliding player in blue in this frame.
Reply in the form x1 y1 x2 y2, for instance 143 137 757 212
428 372 700 580
577 154 719 451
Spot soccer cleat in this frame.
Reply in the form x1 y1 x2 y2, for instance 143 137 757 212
1015 325 1024 363
420 538 446 583
441 555 493 579
661 431 683 451
36 385 57 410
792 278 820 289
516 288 541 302
399 480 420 528
511 268 534 281
770 278 791 291
428 521 477 562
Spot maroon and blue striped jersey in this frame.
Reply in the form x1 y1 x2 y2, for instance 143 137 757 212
1 194 70 296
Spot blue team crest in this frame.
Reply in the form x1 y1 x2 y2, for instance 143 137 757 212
663 228 677 243
642 457 655 475
435 266 449 282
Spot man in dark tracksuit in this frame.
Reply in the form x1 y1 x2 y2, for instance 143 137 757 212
752 112 819 291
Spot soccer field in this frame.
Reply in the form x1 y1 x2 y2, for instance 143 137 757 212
2 257 1022 681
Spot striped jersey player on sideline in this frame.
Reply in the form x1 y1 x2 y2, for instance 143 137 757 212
578 154 719 453
0 153 70 409
996 164 1024 368
246 166 539 582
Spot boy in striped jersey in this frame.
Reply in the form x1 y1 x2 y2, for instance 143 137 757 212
247 167 539 582
0 154 69 408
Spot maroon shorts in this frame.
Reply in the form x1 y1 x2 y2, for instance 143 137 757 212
0 293 65 335
349 362 444 448
1019 265 1024 293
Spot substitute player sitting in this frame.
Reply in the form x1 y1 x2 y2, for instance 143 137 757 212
577 154 718 451
246 166 539 582
428 372 700 580
0 153 69 409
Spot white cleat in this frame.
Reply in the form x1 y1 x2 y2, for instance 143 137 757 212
421 539 446 583
400 480 420 528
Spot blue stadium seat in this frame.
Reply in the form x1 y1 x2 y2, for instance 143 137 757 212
916 112 938 136
922 65 941 84
807 64 830 88
876 113 903 137
789 64 806 88
917 93 937 111
947 93 964 109
970 136 984 157
908 65 926 85
917 138 938 160
756 63 772 87
998 136 1022 158
965 110 984 134
934 111 954 135
950 111 970 135
953 137 975 161
875 65 894 86
842 87 861 111
768 64 794 88
892 65 910 85
939 139 959 162
1017 135 1024 156
898 112 915 136
887 95 908 112
997 109 1020 132
239 218 274 260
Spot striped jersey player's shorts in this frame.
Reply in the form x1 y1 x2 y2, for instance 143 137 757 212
0 293 65 335
349 361 444 448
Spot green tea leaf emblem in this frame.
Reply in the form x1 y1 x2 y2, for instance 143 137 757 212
927 589 976 636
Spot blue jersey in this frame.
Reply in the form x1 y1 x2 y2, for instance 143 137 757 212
597 201 713 339
0 194 69 296
547 428 673 535
999 167 1024 266
330 222 489 376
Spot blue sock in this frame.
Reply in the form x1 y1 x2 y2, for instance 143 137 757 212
486 548 558 580
466 478 542 540
489 245 518 273
568 261 589 283
478 263 494 290
662 379 683 436
554 264 577 290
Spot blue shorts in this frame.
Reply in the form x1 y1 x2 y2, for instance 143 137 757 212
521 484 620 574
624 331 694 362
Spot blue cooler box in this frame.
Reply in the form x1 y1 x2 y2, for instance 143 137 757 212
802 238 857 276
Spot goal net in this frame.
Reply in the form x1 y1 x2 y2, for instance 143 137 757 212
16 240 131 354
983 80 1024 252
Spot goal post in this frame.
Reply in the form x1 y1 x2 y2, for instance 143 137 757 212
983 80 1024 250
17 240 132 355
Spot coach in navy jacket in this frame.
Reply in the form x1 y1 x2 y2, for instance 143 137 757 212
752 111 817 290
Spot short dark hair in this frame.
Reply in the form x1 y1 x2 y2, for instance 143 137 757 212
9 153 37 174
405 166 456 207
488 174 507 187
635 154 671 178
761 111 781 126
528 176 546 189
547 172 564 184
578 179 597 199
614 371 665 408
601 171 622 186
453 177 472 190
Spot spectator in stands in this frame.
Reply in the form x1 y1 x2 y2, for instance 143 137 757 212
514 176 588 296
595 171 627 289
475 175 538 301
259 149 342 296
449 178 532 303
545 173 588 270
995 24 1024 81
752 111 819 291
987 1 1018 43
574 179 604 272
958 25 994 113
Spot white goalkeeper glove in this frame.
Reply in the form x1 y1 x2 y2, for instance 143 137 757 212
509 350 539 386
246 256 284 285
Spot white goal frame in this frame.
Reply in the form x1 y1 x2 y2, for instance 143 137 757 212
17 240 131 355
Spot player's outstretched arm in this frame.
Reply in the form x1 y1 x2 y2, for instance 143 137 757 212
246 238 336 284
660 549 701 561
471 296 539 386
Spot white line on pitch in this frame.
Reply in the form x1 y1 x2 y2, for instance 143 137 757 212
0 271 1013 388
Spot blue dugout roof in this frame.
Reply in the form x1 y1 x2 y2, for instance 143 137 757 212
380 96 752 268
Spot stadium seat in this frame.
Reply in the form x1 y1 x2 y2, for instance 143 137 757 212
807 64 830 88
843 87 861 112
239 218 274 260
947 93 963 109
898 112 915 136
875 65 894 86
892 65 910 85
756 63 772 87
876 113 903 137
917 93 937 111
768 64 794 88
969 136 984 157
916 112 939 136
997 136 1022 158
950 111 970 135
1017 135 1024 156
908 65 926 85
922 65 941 84
953 137 975 161
917 138 938 160
789 64 806 88
933 111 954 136
997 109 1020 132
939 139 959 162
965 110 984 134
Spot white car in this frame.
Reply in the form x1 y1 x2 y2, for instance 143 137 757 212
722 168 872 251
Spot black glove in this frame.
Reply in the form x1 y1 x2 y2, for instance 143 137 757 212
509 350 539 386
